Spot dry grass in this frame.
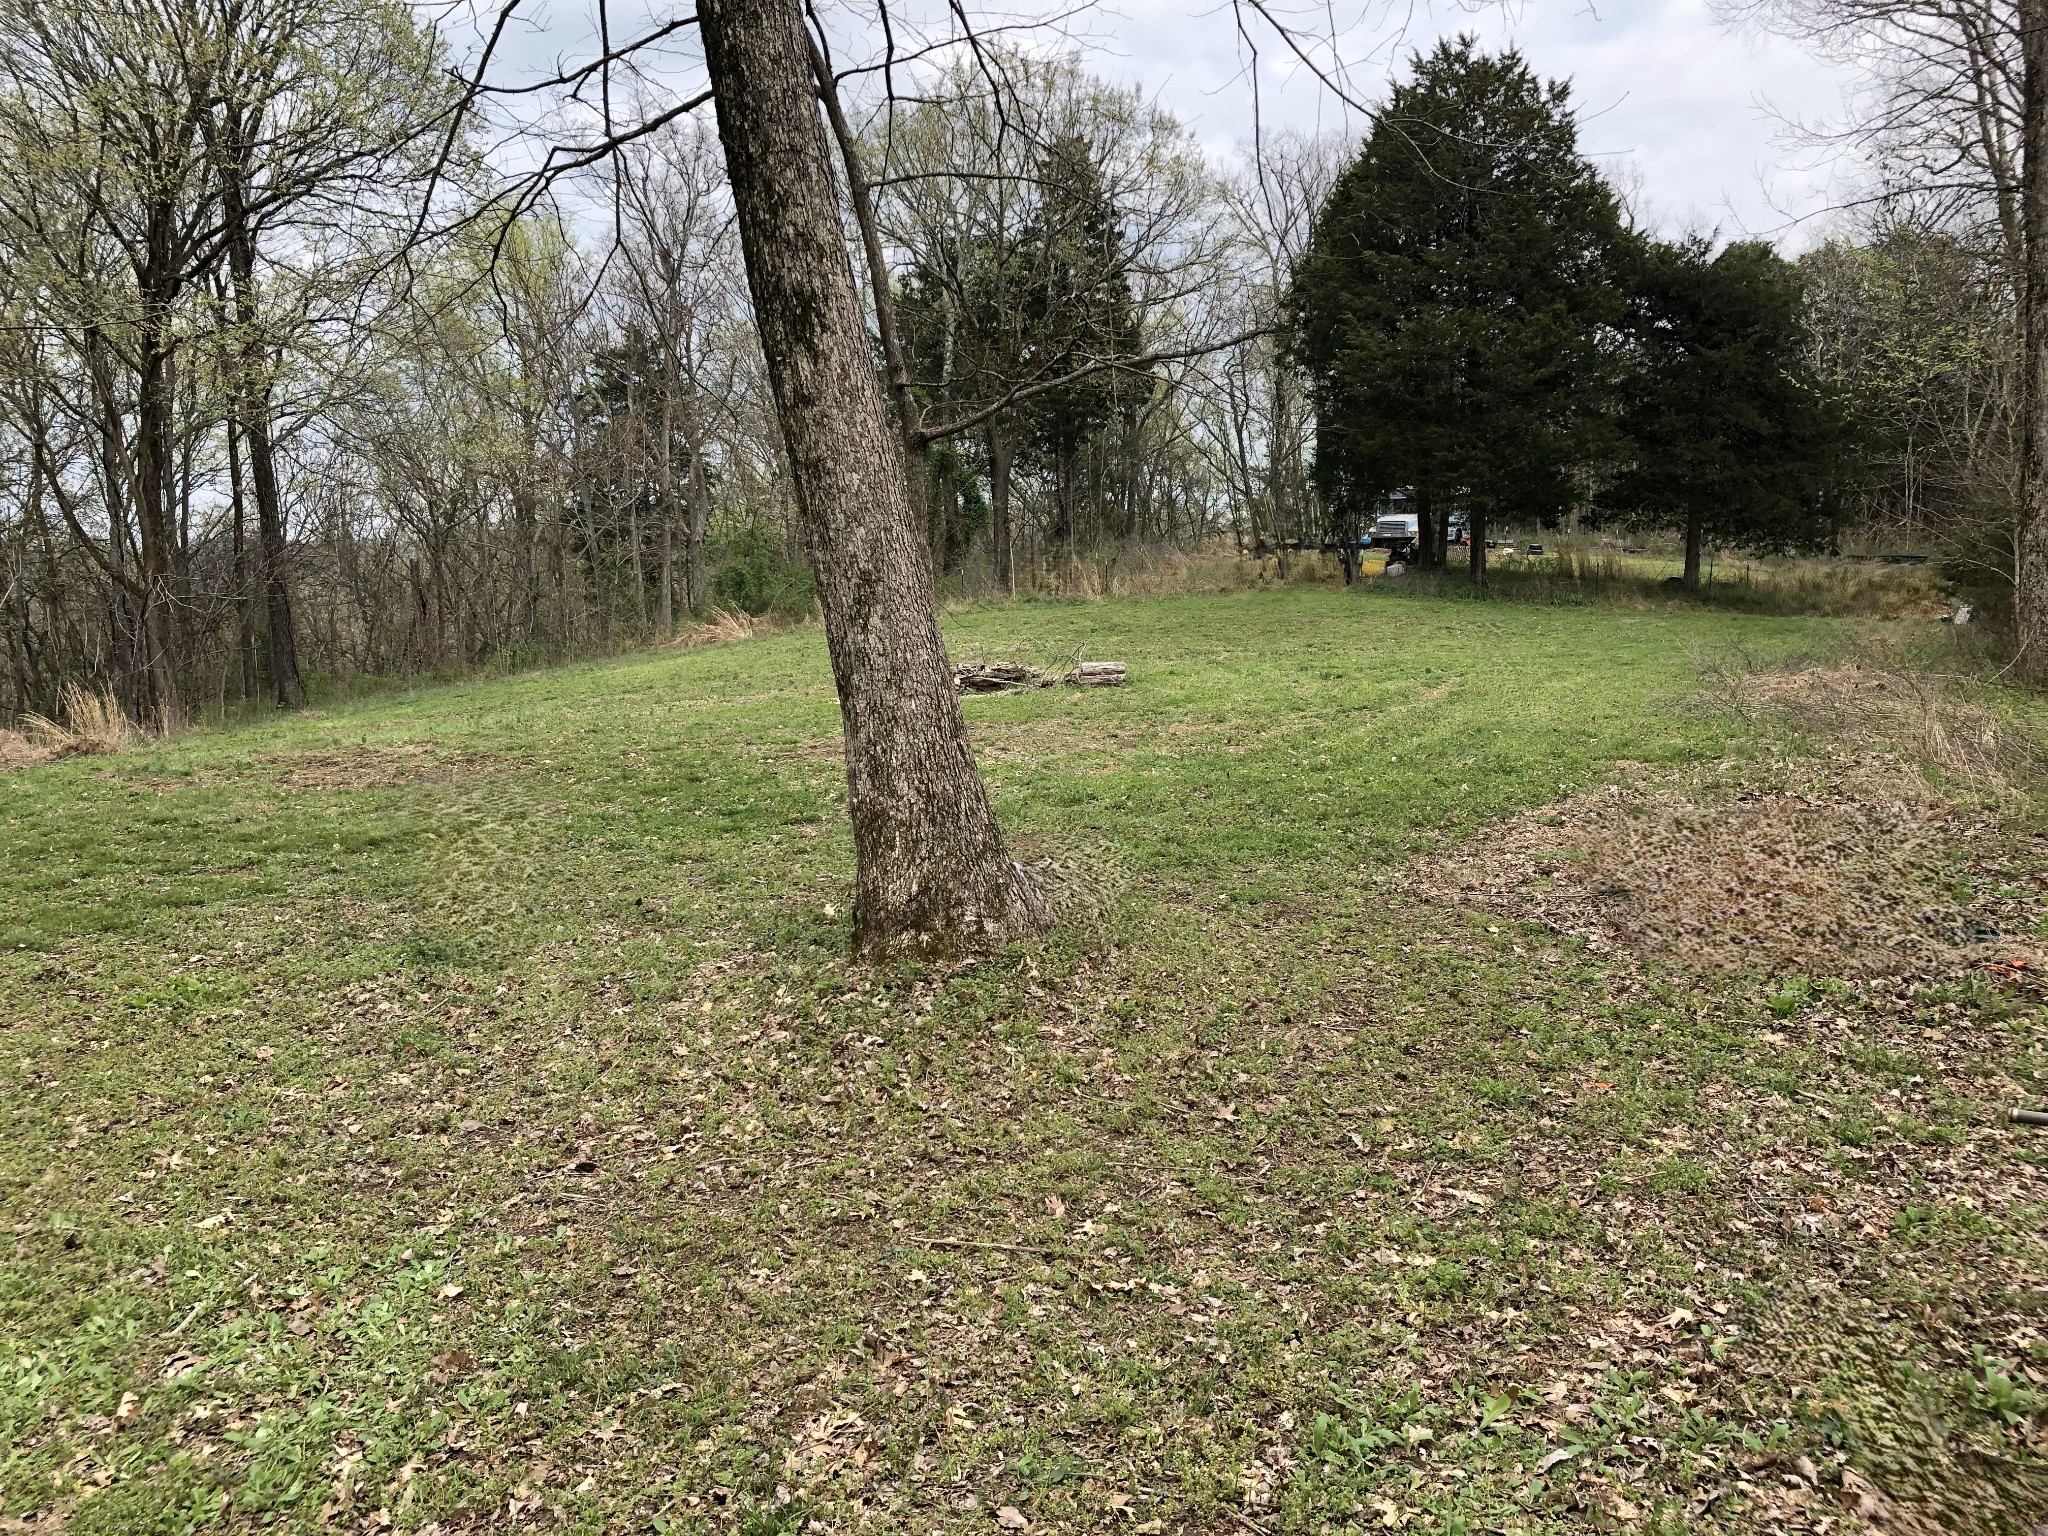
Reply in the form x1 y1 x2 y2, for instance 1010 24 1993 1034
671 607 767 648
1412 760 2044 981
959 540 1311 601
20 684 151 759
1415 661 2048 984
670 604 833 649
965 540 1959 619
1372 545 1958 618
0 728 59 772
1714 661 2040 787
254 745 504 792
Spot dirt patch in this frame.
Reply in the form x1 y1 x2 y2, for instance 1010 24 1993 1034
258 745 500 791
1417 663 2048 983
1413 758 2047 982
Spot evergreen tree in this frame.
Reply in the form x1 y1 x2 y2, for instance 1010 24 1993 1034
1023 134 1145 545
1290 37 1624 583
1600 237 1852 588
892 129 1148 569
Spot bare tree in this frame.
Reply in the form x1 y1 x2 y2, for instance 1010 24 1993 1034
1727 0 2048 663
607 120 750 623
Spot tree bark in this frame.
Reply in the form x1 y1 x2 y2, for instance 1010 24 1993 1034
82 328 141 714
808 31 935 536
1468 506 1488 589
681 390 712 613
697 0 1043 957
221 143 304 707
226 418 258 700
1683 510 1704 591
133 295 184 726
659 390 676 633
989 422 1017 594
2020 0 2048 672
1415 486 1437 570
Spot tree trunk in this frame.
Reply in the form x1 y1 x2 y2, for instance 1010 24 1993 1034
1683 511 1703 591
222 151 304 707
1416 487 1437 570
133 303 183 727
627 379 648 631
226 418 258 700
244 405 302 706
1469 506 1488 589
989 422 1016 594
2019 0 2048 672
83 329 141 714
659 390 676 634
681 391 712 613
697 0 1044 958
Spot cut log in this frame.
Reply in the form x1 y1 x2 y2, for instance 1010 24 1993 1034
1071 661 1127 687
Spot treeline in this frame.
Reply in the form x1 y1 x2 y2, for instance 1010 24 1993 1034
1 1 2034 729
1287 18 2041 623
0 3 1315 727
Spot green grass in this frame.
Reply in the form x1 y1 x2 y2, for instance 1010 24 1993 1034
2 584 2043 1534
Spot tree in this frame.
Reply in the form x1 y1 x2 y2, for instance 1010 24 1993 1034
0 0 446 721
1801 226 2018 593
1019 134 1147 551
1724 0 2048 665
874 54 1221 591
1290 37 1625 585
1600 237 1851 586
607 119 747 623
1208 132 1344 576
204 0 446 705
2021 0 2048 668
695 0 1044 957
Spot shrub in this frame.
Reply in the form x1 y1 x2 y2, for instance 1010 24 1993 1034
708 523 815 616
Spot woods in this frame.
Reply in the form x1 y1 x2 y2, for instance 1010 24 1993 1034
7 2 2048 729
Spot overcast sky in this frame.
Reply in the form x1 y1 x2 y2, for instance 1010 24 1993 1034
1093 0 1861 246
490 0 1865 249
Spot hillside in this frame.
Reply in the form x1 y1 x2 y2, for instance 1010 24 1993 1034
2 586 2044 1534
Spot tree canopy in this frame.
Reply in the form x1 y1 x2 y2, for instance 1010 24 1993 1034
1599 237 1853 586
1290 36 1624 580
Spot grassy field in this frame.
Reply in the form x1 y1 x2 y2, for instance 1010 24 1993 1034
2 584 2045 1535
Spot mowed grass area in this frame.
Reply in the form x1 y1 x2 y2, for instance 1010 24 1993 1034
2 585 2044 1535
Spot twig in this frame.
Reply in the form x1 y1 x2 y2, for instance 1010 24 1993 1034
909 1235 1073 1257
167 1299 208 1336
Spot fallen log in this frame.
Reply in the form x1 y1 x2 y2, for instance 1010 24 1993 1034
953 660 1129 693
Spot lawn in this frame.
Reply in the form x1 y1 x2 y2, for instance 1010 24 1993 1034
2 584 2044 1535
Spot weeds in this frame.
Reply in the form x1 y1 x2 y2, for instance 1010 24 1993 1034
1711 659 2043 789
21 683 152 757
673 605 772 648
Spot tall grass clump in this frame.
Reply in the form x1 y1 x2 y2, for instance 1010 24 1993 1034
23 684 152 757
1365 545 1954 619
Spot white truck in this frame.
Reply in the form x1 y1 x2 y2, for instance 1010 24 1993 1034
1371 510 1420 550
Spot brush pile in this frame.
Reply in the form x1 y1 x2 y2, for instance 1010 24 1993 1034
953 660 1128 694
953 663 1047 694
